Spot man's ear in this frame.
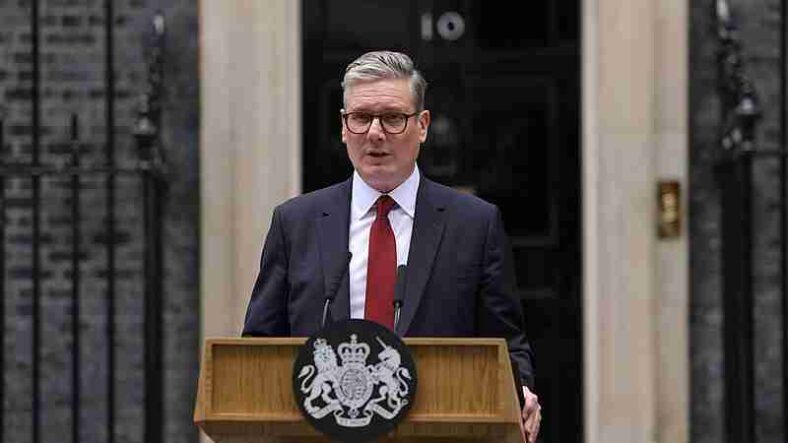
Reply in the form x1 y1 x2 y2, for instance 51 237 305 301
418 110 431 143
340 110 347 143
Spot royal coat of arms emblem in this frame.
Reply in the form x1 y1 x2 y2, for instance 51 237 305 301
292 319 417 442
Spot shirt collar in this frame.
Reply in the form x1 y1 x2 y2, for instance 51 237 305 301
351 165 420 220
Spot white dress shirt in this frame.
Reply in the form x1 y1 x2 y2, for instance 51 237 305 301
348 166 420 319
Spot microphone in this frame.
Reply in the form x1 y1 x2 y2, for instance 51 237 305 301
393 264 407 332
321 252 352 328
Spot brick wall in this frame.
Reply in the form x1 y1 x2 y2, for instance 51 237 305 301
0 1 198 442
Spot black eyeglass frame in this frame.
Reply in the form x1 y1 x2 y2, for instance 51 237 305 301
341 111 421 135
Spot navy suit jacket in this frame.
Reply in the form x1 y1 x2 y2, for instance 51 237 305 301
242 176 535 388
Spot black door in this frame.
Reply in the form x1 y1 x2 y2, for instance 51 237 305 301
302 2 581 441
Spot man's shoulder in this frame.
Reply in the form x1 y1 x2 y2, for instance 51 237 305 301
276 179 351 216
422 178 498 215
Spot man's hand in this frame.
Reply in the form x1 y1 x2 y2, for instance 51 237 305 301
520 386 541 443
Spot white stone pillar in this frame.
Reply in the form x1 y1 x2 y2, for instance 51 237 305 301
199 2 301 442
583 0 667 441
654 0 689 441
199 0 301 341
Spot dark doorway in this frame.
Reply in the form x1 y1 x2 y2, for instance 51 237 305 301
302 2 582 442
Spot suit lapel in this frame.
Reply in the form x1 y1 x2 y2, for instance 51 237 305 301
397 178 447 336
317 179 352 323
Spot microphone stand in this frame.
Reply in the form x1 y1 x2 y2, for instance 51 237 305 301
393 264 407 332
321 252 352 329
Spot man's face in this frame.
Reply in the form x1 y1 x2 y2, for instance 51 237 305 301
341 78 430 192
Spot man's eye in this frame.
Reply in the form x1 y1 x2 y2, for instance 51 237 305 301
382 114 403 124
350 114 371 123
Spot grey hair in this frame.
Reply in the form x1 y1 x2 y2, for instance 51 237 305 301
341 51 428 111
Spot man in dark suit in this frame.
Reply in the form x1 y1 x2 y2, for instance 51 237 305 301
242 50 541 442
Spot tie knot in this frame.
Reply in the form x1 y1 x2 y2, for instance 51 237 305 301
376 195 396 217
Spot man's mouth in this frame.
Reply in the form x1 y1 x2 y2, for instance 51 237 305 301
368 151 389 158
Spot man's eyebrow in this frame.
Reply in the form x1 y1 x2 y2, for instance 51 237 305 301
347 107 410 114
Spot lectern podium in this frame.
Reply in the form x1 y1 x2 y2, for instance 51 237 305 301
194 337 523 442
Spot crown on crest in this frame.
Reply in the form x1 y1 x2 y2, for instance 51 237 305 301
338 334 370 365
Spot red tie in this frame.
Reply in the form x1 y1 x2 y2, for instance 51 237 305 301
365 195 397 328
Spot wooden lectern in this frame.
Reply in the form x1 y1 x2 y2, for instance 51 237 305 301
194 337 524 442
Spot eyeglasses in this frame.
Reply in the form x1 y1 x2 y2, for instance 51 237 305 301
341 111 420 135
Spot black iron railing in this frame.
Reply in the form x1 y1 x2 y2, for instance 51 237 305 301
714 0 788 441
136 12 167 443
0 5 167 443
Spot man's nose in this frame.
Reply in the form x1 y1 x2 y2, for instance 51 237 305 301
367 116 386 139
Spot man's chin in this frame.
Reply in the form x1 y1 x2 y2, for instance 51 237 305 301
358 170 399 193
